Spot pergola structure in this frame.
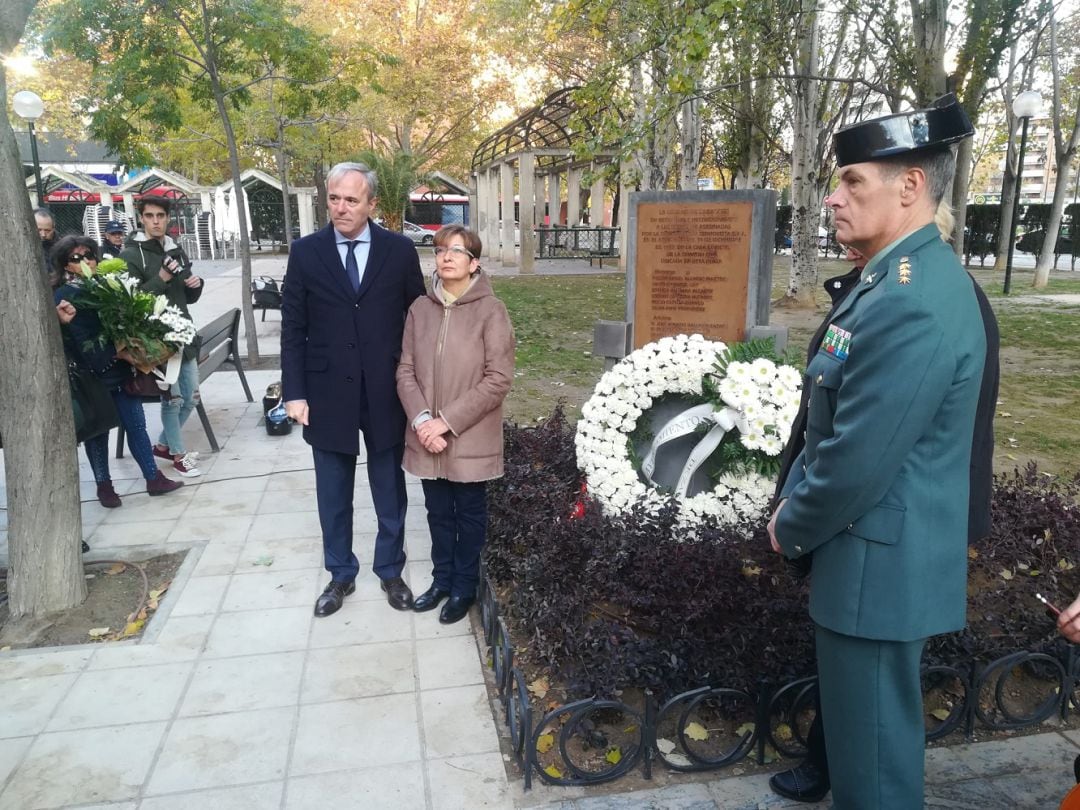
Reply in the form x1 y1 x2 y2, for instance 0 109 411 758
24 166 113 206
214 168 318 238
471 87 629 272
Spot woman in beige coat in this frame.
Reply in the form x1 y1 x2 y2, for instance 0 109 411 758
396 225 515 624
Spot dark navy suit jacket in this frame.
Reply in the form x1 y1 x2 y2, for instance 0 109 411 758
281 222 425 455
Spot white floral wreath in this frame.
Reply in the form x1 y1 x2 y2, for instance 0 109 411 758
575 333 802 529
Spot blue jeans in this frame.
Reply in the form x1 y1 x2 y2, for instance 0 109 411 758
85 389 159 482
158 356 200 455
421 479 488 599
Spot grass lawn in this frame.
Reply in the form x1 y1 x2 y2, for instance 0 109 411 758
493 258 1080 476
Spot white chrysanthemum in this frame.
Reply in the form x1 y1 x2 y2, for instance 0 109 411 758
750 358 777 383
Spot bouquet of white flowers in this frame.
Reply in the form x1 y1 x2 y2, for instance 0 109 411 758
74 260 196 373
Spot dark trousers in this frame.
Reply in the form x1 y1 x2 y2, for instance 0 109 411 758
84 389 158 482
815 624 927 810
313 443 407 583
421 478 487 599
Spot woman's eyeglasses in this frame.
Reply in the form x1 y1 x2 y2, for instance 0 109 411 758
68 253 95 263
433 245 474 259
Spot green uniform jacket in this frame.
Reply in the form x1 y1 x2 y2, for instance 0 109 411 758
775 223 986 642
119 232 202 361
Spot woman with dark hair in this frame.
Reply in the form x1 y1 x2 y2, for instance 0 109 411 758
396 225 515 624
50 236 183 507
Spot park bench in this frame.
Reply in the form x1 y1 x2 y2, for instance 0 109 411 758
115 307 254 458
588 227 619 267
251 275 284 321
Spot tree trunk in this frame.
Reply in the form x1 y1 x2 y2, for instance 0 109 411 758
275 119 295 249
950 130 974 258
313 158 327 230
211 84 258 363
1033 14 1080 289
909 0 948 104
679 97 701 191
788 0 822 306
0 1 87 618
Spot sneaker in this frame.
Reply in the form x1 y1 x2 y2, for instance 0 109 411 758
96 481 122 508
147 471 184 496
172 452 202 478
152 444 172 461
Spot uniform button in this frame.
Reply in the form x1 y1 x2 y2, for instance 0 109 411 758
815 373 823 384
354 303 359 309
801 462 806 471
802 430 807 441
794 545 803 553
847 523 854 530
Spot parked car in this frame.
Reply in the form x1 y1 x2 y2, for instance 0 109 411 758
403 221 435 245
1016 228 1073 255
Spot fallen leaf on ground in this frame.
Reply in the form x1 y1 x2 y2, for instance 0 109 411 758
741 564 762 577
543 764 563 779
735 722 755 737
930 708 951 721
999 569 1014 581
536 733 554 753
605 747 622 764
88 627 110 639
252 555 274 566
666 752 692 767
104 562 126 576
685 721 709 741
528 676 549 699
656 737 676 754
773 722 792 741
0 646 10 652
122 620 145 637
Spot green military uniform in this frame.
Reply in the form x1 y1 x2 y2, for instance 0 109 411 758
775 223 986 808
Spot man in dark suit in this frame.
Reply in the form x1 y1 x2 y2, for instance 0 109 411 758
767 95 986 809
282 162 425 617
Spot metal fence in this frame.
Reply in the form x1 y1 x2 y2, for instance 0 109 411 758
478 569 1078 790
535 226 620 260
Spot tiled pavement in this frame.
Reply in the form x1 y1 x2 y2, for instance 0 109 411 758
2 258 1079 809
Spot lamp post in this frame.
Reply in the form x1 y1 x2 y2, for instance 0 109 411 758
1004 90 1041 295
12 90 45 206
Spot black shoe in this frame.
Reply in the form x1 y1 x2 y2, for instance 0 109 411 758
380 577 414 611
439 595 474 624
413 584 450 612
314 580 355 617
769 760 830 803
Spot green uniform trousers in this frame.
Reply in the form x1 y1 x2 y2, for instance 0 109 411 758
816 624 928 809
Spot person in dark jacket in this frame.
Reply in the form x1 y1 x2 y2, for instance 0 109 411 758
50 236 183 507
100 220 126 260
120 196 205 479
768 207 1000 804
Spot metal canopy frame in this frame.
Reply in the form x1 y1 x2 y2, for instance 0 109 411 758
471 87 617 173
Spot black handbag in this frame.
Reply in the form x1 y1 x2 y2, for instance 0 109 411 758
251 276 283 308
123 370 165 398
70 363 120 443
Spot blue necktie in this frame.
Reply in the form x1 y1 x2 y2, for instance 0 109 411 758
344 240 360 293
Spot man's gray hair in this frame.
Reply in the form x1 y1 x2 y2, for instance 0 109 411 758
327 162 378 200
878 147 956 206
33 207 54 223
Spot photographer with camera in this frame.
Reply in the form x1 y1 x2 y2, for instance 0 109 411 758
120 195 205 478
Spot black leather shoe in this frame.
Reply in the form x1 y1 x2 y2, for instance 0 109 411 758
413 584 450 612
768 760 830 803
439 595 474 624
314 580 355 617
380 577 414 611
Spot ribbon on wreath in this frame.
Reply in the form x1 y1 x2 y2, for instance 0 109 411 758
640 404 749 497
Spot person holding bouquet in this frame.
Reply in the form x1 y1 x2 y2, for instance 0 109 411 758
120 196 204 478
50 236 184 507
395 225 515 624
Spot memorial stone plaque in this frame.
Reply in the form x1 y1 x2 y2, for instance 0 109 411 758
626 190 778 350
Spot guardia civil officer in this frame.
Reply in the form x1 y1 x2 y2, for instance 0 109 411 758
767 95 985 809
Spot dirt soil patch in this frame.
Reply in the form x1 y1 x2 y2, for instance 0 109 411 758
0 552 187 650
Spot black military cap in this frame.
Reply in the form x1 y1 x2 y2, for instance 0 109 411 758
834 94 974 167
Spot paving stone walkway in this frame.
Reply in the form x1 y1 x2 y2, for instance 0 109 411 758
1 257 1078 809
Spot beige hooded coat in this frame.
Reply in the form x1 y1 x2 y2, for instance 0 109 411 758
396 271 515 481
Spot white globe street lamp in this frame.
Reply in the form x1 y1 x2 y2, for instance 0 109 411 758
13 90 46 206
1004 90 1042 294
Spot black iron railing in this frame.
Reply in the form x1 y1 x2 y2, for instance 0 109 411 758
478 570 1078 789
